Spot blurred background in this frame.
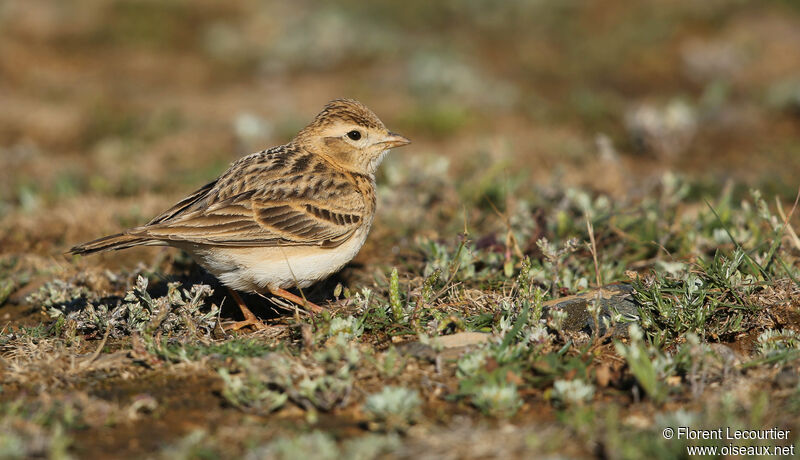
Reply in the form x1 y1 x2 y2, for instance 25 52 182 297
1 0 800 260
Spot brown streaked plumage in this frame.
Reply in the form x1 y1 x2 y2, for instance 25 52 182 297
70 99 410 329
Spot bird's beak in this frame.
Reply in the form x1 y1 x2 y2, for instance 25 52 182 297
379 132 411 149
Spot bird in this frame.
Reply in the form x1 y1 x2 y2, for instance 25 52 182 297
70 99 410 330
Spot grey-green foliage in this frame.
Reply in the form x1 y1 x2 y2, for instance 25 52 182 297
363 386 421 431
246 431 338 460
157 430 217 460
33 275 217 338
615 327 722 404
0 400 75 460
452 265 557 418
218 363 289 414
633 248 760 346
0 423 71 460
470 382 522 417
615 325 674 403
217 338 360 414
372 346 407 378
420 238 476 281
327 315 364 341
341 434 402 460
0 278 15 306
551 379 595 406
455 343 526 418
757 329 800 356
27 279 92 312
297 338 360 411
534 237 588 292
244 431 401 460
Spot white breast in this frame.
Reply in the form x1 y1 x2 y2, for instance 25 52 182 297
184 225 371 292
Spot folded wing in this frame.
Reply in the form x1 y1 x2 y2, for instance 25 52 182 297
128 149 366 248
132 191 364 248
71 146 367 253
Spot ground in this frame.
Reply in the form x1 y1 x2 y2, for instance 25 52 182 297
2 1 800 459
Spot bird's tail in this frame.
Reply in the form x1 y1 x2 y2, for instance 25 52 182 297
69 232 159 255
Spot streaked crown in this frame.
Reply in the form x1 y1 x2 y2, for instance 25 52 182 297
302 99 386 133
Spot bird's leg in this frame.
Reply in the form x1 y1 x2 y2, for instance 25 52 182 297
223 289 267 331
268 287 326 314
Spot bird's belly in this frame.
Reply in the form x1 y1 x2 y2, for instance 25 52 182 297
184 229 369 292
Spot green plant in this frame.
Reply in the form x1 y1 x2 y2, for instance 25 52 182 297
217 357 290 414
470 383 522 417
551 379 595 406
614 325 673 403
363 386 421 432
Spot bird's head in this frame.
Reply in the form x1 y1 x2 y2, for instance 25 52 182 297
295 99 410 175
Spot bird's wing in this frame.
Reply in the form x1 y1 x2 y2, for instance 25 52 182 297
128 146 367 248
145 179 219 225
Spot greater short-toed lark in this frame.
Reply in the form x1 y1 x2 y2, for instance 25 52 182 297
71 99 410 329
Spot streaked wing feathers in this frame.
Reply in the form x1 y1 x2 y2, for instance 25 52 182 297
127 146 366 248
146 179 219 225
135 198 362 248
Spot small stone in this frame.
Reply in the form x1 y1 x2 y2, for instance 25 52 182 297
542 283 641 338
435 332 492 348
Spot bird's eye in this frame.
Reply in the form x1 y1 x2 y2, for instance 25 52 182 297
346 130 362 141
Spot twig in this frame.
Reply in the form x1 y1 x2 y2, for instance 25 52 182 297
486 197 525 260
83 324 112 369
586 211 602 288
775 187 800 252
429 238 468 304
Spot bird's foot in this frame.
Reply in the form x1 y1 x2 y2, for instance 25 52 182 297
225 288 267 331
223 317 267 331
